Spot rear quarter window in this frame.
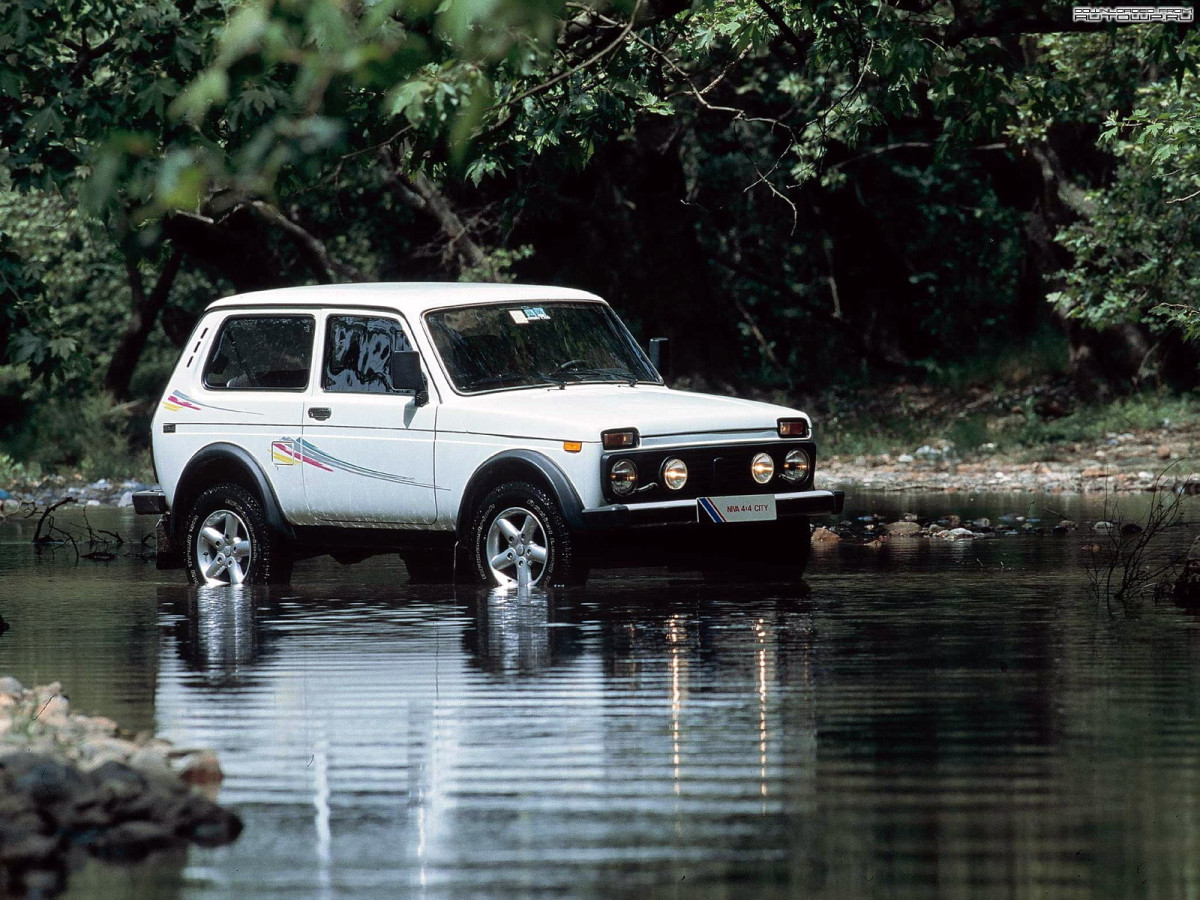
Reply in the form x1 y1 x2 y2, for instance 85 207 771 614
203 315 315 391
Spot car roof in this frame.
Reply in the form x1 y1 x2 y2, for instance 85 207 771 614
205 282 606 316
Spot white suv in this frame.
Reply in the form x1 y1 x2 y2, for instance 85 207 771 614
135 283 843 587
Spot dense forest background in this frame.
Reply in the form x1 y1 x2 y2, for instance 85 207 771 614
2 0 1200 478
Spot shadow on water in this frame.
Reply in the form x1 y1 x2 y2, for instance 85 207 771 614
1 500 1199 897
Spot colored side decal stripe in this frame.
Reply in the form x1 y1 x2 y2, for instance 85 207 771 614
698 497 726 523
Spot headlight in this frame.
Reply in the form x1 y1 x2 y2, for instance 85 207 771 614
751 452 774 484
610 459 638 496
661 457 688 491
781 448 811 483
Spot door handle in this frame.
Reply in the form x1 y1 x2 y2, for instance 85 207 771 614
307 407 332 421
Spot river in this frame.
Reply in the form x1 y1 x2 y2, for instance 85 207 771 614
1 493 1198 898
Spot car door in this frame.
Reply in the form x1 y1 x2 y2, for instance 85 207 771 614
301 311 438 525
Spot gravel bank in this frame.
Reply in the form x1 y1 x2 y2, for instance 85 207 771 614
824 428 1200 494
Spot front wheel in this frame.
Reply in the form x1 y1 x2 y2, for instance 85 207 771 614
468 482 586 588
184 483 291 585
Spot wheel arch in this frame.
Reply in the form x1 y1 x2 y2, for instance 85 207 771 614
455 450 585 539
171 443 294 543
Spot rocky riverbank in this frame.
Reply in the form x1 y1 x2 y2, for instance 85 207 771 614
0 678 240 897
824 427 1200 494
0 477 153 513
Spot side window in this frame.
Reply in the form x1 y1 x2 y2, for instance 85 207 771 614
323 315 412 394
203 315 315 390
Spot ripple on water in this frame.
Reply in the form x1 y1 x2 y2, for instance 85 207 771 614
1 502 1199 897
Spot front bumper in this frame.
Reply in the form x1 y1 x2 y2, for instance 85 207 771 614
579 489 845 531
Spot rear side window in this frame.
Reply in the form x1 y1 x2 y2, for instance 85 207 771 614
323 315 412 393
203 315 315 390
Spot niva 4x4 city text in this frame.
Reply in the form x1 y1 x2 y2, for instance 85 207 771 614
134 283 844 587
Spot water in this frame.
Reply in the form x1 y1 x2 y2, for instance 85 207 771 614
2 497 1199 898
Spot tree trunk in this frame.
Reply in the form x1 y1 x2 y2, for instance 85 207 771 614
103 249 183 400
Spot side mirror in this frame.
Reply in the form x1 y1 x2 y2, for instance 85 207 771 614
391 350 428 407
648 337 671 380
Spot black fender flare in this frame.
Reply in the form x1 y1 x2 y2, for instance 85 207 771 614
171 443 294 543
455 449 586 538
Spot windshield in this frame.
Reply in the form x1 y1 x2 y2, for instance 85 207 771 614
425 301 661 393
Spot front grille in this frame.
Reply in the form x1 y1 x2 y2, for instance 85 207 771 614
601 440 816 503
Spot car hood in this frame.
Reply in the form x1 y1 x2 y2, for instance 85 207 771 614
440 384 806 441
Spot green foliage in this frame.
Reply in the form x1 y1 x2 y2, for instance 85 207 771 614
1053 50 1200 339
0 451 38 489
0 389 150 481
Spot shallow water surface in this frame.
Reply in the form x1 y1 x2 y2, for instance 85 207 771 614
1 497 1199 898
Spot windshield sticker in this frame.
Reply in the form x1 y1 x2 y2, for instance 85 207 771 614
509 309 529 324
521 307 550 321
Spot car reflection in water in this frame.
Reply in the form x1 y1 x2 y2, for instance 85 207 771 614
151 581 817 896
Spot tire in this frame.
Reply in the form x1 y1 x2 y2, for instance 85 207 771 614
184 483 292 586
468 481 586 588
701 517 812 583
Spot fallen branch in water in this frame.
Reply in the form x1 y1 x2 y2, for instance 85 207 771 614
32 498 76 544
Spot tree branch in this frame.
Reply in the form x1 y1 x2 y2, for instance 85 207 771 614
751 0 814 59
380 159 499 280
946 11 1131 44
243 201 366 284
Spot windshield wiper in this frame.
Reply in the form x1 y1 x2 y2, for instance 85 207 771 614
546 365 638 386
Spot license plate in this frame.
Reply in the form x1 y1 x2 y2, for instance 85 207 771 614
697 494 777 523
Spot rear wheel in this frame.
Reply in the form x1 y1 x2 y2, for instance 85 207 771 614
184 483 291 585
469 481 586 588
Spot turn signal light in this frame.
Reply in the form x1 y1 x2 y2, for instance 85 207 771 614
602 428 640 450
778 418 810 438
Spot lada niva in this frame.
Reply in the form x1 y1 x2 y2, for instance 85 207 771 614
134 283 844 587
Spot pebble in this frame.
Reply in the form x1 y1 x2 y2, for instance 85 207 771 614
936 528 977 541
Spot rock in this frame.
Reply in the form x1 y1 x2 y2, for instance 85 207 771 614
971 518 991 529
897 453 914 464
176 750 224 788
0 831 59 867
811 526 841 544
1159 445 1172 460
884 521 922 536
116 491 134 508
0 677 24 696
936 528 976 541
1093 521 1115 534
90 821 177 862
3 753 91 807
34 694 70 729
928 524 946 534
1057 519 1078 531
126 747 173 781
